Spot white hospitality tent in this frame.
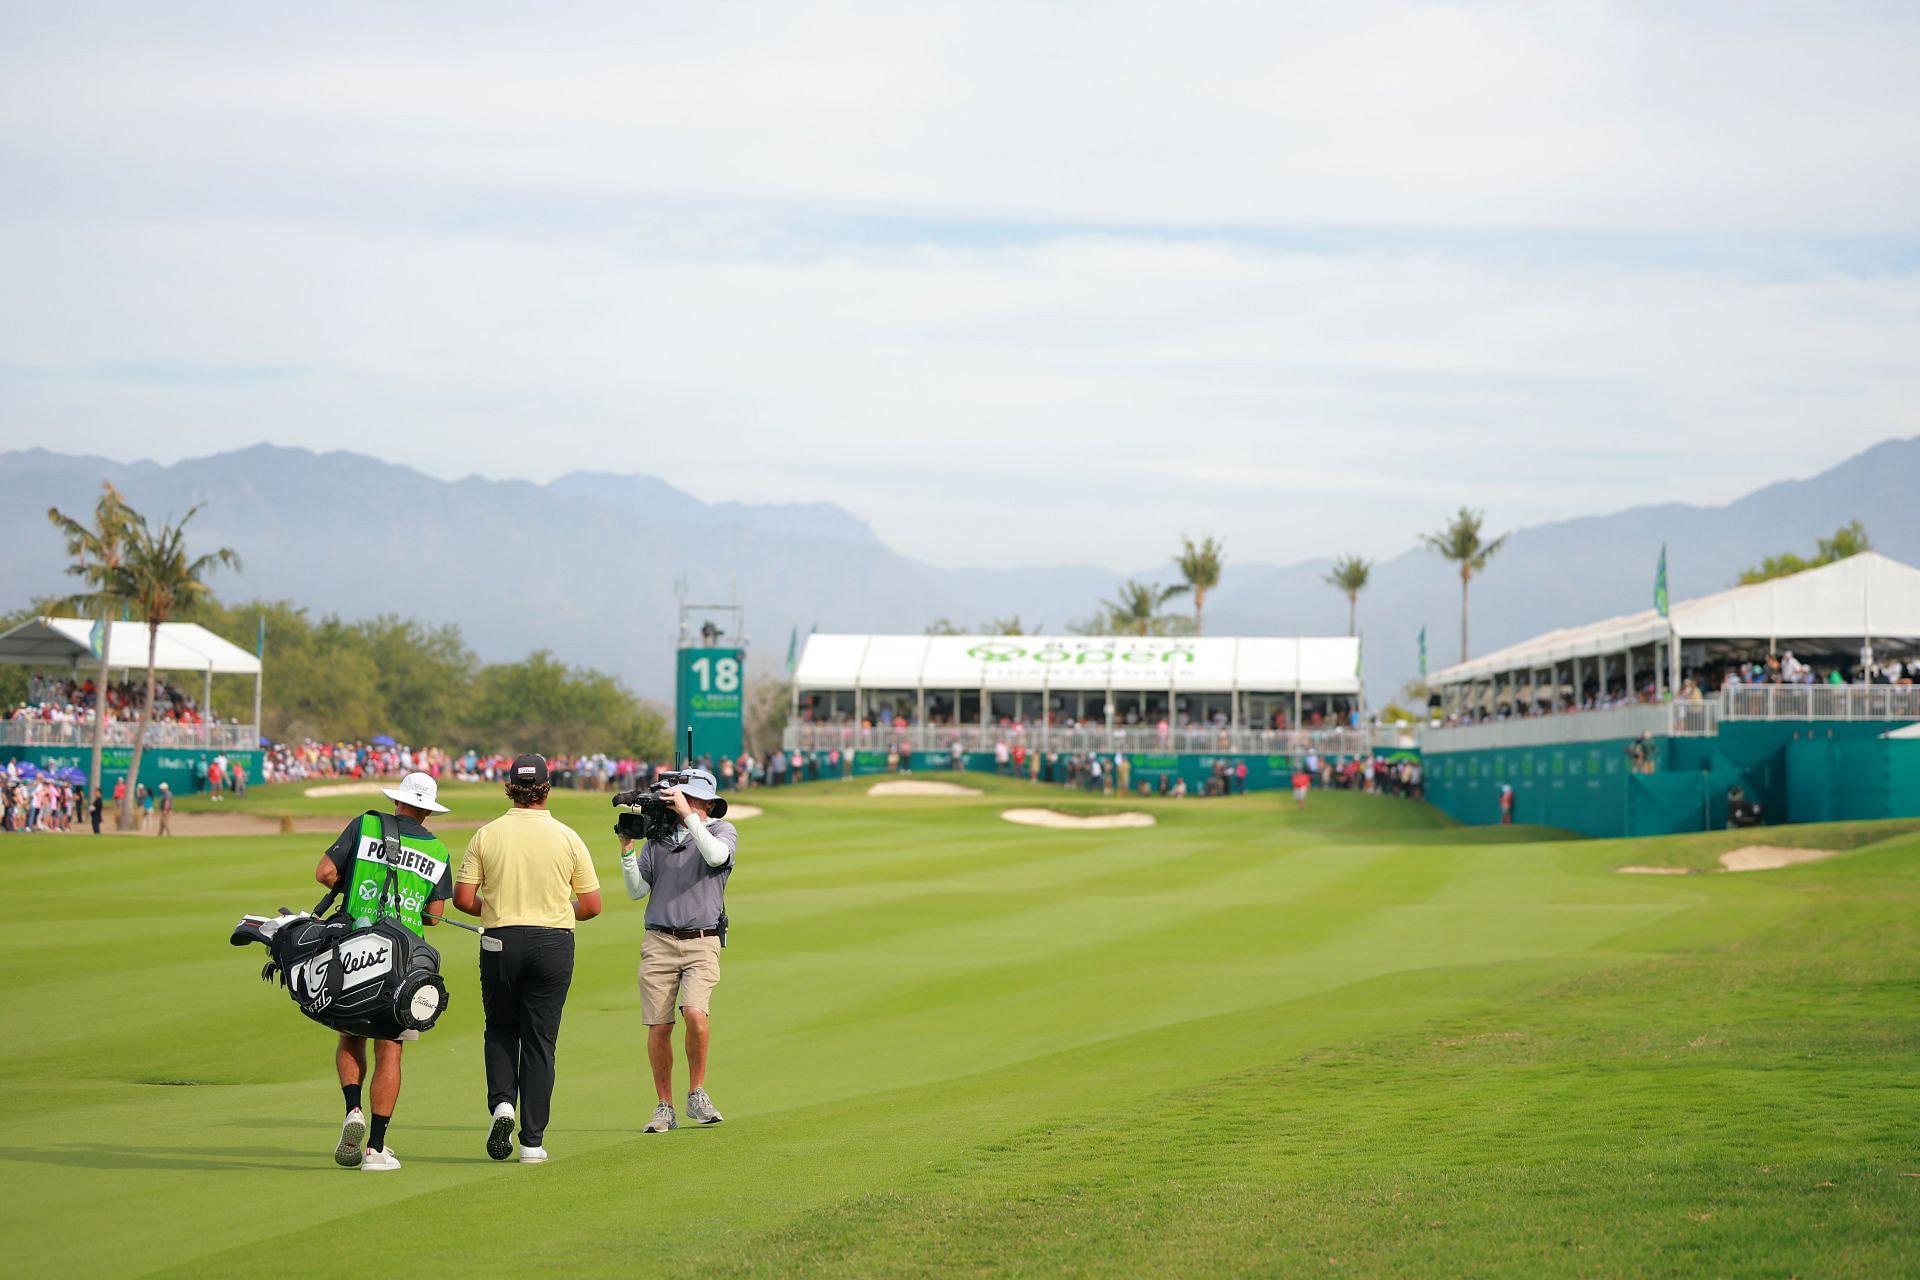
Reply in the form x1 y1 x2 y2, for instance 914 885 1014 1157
0 617 263 725
1428 552 1920 711
792 633 1362 729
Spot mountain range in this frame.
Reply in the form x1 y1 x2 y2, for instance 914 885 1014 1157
2 438 1916 703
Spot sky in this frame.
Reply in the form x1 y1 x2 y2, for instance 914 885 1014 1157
2 1 1917 571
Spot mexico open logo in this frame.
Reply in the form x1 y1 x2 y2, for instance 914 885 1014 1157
965 640 1197 665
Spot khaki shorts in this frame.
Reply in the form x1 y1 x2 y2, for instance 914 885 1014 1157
639 930 721 1025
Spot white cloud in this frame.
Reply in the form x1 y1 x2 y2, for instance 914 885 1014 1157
1 2 1918 569
4 1 1917 231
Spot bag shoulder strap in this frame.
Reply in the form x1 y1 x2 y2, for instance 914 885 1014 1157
374 810 403 927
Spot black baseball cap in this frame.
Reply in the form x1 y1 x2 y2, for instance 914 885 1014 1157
509 753 549 786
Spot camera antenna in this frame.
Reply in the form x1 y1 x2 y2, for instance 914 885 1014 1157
684 725 694 769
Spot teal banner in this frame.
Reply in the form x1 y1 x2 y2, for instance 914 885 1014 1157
675 647 744 762
1 744 263 797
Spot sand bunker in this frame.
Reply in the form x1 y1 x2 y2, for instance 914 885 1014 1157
1719 845 1840 872
723 804 763 820
303 783 393 797
1616 845 1843 876
1000 808 1156 830
867 780 983 797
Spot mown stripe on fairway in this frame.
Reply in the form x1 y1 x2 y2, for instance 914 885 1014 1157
133 950 1609 1280
8 791 1902 1279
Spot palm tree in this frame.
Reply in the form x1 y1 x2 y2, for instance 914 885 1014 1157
1102 579 1183 637
1166 535 1226 634
47 483 139 819
102 506 240 828
1422 508 1508 663
1322 554 1372 637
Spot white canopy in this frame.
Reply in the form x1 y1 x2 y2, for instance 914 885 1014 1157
1432 552 1920 687
793 634 1361 694
0 617 262 676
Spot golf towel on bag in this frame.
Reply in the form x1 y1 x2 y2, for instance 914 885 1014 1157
229 812 450 1039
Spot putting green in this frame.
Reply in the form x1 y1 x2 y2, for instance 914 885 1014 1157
1 776 1914 1277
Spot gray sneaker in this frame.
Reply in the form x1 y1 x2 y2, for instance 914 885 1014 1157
686 1088 724 1125
644 1103 677 1133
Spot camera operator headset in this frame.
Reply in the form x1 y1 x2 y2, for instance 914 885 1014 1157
617 767 737 1132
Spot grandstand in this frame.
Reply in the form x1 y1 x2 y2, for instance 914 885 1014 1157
784 633 1403 790
1423 552 1920 835
0 617 263 792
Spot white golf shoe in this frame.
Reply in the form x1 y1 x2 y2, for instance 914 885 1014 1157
486 1102 515 1161
362 1146 402 1172
335 1108 367 1167
520 1145 549 1163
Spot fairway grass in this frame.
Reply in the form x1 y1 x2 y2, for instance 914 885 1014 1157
3 778 1915 1277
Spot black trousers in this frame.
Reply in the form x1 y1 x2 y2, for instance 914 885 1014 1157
479 926 575 1145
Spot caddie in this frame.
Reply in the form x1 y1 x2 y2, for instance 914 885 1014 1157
620 767 737 1133
313 770 453 1171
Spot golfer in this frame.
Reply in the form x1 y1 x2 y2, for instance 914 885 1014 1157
455 754 601 1164
620 768 737 1133
314 771 453 1172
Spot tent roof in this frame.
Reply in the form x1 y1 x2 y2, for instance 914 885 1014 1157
793 634 1361 694
0 617 262 676
1432 552 1920 687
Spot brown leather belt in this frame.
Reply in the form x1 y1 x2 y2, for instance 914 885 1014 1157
648 924 721 940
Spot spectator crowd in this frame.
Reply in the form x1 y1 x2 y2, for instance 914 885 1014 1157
0 764 86 834
1444 650 1918 726
6 674 211 727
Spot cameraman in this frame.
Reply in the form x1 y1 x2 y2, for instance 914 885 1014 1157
619 768 736 1133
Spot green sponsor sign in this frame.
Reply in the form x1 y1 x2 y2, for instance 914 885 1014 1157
676 647 743 764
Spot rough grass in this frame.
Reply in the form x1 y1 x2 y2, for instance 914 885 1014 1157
2 780 1914 1278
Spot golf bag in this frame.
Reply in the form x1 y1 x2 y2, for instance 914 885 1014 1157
230 812 450 1039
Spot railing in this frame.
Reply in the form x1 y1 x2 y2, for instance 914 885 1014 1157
1719 683 1920 721
782 722 1412 758
0 720 259 751
1420 702 1712 754
1670 698 1720 736
784 683 1920 760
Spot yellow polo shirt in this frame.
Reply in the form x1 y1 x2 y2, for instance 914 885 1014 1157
457 806 600 930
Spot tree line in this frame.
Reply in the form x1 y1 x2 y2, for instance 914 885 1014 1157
183 596 668 760
24 484 668 828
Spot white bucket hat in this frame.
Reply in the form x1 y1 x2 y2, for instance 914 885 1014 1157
383 771 450 814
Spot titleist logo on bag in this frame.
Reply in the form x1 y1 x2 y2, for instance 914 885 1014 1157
291 934 395 1000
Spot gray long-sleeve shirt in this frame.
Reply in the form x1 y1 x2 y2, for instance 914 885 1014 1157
622 816 736 930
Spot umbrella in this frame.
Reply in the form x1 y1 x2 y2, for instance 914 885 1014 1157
57 767 88 785
13 762 40 779
258 736 272 749
371 735 397 747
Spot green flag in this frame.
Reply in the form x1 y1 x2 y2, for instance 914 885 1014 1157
88 618 107 660
1355 634 1364 678
1654 544 1670 618
256 615 266 659
1418 626 1427 677
785 624 798 674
